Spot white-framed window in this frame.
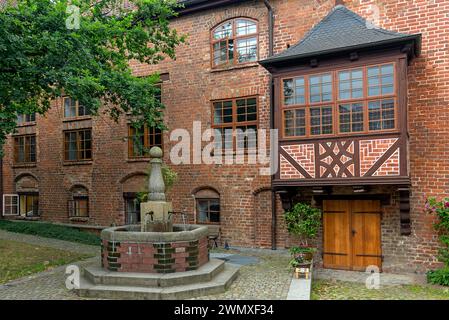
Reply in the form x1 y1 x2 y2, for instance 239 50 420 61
3 194 19 216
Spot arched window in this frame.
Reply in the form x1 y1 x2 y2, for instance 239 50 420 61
68 186 89 218
194 188 220 224
211 18 258 67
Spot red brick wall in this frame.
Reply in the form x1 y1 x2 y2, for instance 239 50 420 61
2 0 448 272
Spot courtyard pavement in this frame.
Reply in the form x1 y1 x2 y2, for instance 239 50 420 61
0 231 435 300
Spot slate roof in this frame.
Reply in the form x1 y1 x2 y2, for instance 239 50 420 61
260 5 421 66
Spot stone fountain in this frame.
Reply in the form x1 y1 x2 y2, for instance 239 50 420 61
76 147 239 300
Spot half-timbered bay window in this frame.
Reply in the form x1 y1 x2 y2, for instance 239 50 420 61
212 18 258 67
212 97 258 152
282 63 397 138
63 97 91 118
64 129 92 161
14 135 36 163
128 125 163 158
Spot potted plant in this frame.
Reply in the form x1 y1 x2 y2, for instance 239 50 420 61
284 202 322 264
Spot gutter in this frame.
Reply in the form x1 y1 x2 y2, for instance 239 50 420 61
262 0 276 250
177 0 243 15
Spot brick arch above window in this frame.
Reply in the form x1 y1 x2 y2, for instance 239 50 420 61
69 184 89 196
211 17 259 68
120 172 147 194
192 186 220 198
15 173 39 193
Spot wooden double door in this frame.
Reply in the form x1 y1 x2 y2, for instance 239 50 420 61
323 200 382 271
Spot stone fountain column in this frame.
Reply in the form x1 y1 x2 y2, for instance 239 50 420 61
140 147 173 232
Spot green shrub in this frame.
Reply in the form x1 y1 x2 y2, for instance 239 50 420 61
427 268 449 286
0 220 100 246
284 202 321 247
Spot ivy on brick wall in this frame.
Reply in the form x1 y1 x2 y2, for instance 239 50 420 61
426 197 449 286
0 0 186 153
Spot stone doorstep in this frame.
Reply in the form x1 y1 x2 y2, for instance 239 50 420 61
83 258 226 288
287 264 313 301
77 263 239 300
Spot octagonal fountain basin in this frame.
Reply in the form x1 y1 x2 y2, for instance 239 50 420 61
101 224 209 274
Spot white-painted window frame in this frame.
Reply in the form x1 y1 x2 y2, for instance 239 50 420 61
2 194 19 216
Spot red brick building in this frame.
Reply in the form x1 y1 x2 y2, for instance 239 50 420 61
1 0 448 273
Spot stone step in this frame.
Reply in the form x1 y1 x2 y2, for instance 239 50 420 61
83 259 225 288
77 263 239 300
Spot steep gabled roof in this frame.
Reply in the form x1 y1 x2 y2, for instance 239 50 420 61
260 5 421 67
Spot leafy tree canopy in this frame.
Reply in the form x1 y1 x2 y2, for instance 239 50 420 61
0 0 185 151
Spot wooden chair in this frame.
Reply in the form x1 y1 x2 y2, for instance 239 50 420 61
206 225 221 248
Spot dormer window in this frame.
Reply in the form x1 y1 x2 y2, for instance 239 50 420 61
211 18 258 67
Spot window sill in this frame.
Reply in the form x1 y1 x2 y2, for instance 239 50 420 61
63 116 92 122
12 163 37 169
63 160 93 166
210 62 259 73
127 158 151 163
16 122 36 128
69 217 89 223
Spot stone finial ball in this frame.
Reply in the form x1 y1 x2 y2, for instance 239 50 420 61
149 146 163 158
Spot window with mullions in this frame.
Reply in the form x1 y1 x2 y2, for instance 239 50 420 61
17 113 36 125
339 102 364 133
212 97 258 152
197 199 220 224
310 106 333 135
212 18 258 67
64 129 92 161
14 135 36 163
128 125 163 158
309 73 333 103
282 63 397 138
63 97 91 118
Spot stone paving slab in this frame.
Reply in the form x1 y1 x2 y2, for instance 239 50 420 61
0 230 100 256
287 277 311 300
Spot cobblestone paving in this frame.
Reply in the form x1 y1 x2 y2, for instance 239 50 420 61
0 258 97 300
312 279 449 300
192 249 292 300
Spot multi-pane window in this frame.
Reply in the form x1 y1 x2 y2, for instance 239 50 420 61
197 199 220 224
63 97 91 118
339 103 364 133
309 73 333 103
64 129 92 161
212 97 258 151
368 99 395 130
367 64 394 96
14 135 36 163
124 195 141 225
2 195 19 216
69 197 89 217
338 69 363 100
310 106 333 135
212 18 258 67
283 77 305 106
2 194 39 217
284 109 306 137
19 194 39 217
282 63 396 138
17 113 36 125
128 125 163 158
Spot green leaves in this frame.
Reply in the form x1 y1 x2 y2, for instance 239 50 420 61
426 197 449 270
284 202 322 246
0 0 185 151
